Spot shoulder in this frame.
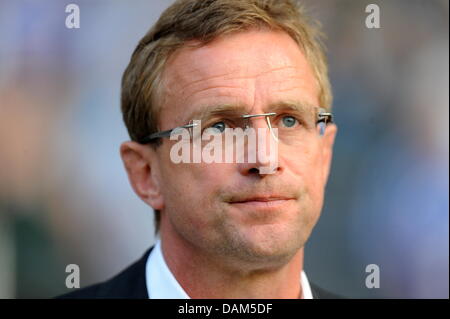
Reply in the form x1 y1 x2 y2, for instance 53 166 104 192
310 282 346 299
56 247 153 299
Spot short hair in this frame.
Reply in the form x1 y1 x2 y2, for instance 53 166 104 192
121 0 332 233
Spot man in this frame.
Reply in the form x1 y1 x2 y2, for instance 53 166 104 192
60 0 338 299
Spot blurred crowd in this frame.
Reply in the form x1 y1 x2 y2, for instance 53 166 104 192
0 0 448 298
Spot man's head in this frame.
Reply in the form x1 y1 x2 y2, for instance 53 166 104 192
120 0 337 269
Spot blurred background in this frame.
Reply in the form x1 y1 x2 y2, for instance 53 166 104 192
0 0 448 298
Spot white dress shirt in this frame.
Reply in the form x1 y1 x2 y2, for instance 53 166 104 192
146 238 313 299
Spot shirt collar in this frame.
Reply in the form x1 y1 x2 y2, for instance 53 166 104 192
146 238 190 299
146 238 313 299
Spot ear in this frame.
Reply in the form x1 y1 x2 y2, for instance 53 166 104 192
120 141 164 211
320 123 338 185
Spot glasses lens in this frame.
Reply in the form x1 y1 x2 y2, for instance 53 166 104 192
188 107 327 146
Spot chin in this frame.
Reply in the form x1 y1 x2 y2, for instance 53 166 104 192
226 223 304 266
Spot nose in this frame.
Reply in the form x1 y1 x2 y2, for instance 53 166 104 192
238 116 282 176
238 161 282 176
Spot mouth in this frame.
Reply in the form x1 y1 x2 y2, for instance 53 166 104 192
228 195 296 210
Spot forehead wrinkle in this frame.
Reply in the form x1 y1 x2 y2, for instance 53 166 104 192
176 65 308 108
274 86 304 93
177 70 237 92
178 63 301 93
252 65 300 79
189 84 245 98
275 74 309 82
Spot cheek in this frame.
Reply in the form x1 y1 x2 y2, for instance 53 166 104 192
160 163 207 230
160 150 232 216
282 142 325 203
160 161 237 242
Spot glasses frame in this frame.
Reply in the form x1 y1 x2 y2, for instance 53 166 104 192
137 107 333 144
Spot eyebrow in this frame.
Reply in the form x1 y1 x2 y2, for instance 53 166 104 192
267 101 318 117
183 100 318 123
185 104 249 123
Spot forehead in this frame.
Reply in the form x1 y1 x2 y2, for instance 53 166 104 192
159 30 320 127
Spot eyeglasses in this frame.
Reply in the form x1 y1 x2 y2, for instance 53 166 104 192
137 107 333 145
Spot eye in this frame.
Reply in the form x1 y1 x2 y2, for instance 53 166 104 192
281 115 298 128
210 121 228 133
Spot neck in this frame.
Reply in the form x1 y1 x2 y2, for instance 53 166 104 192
159 222 304 299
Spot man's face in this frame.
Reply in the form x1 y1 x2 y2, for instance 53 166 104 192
154 30 336 268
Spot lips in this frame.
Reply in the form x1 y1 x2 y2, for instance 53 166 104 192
229 197 295 212
228 194 296 209
226 190 297 213
230 196 294 203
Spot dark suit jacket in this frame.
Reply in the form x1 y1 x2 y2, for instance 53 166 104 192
58 247 341 299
